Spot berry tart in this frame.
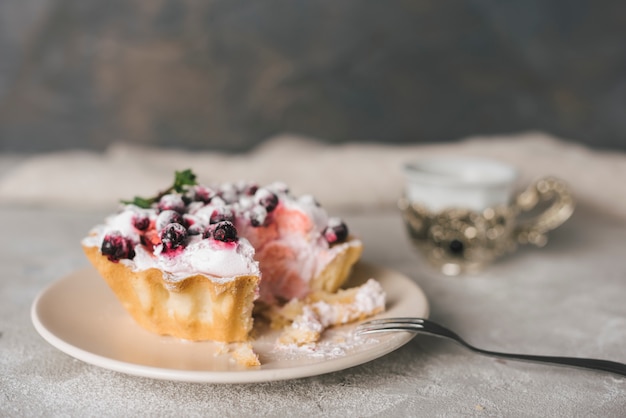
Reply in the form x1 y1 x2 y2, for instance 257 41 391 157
82 170 367 358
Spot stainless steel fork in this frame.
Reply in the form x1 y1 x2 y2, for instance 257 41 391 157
356 317 626 377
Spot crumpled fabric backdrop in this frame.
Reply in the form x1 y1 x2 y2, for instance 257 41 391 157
1 132 625 219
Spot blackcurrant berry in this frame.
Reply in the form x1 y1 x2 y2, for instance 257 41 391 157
243 183 259 196
192 185 215 203
101 232 135 262
212 221 238 242
210 207 235 224
324 218 348 244
219 183 238 204
160 223 188 251
255 189 279 213
157 194 186 213
247 205 268 227
156 210 183 231
132 214 150 231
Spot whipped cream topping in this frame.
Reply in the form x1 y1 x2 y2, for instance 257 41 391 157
83 207 259 285
83 179 357 297
131 236 258 284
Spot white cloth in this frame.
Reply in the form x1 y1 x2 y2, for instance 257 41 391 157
1 132 625 219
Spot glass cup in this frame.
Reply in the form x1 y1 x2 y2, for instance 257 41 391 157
400 157 575 275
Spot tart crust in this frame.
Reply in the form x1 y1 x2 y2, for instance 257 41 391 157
309 239 363 293
83 245 259 342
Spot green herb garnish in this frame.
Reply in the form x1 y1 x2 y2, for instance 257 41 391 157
121 169 198 208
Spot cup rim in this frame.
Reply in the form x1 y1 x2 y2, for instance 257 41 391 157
403 157 518 188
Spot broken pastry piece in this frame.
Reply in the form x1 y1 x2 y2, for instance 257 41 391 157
274 279 386 346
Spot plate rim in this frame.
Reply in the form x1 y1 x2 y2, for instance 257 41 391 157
31 262 429 383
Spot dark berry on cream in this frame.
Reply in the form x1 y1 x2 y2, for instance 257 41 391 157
192 185 215 203
157 194 186 213
210 206 235 224
324 218 348 244
185 216 204 236
212 221 238 242
132 214 150 231
219 183 238 204
247 205 268 227
243 183 259 196
160 223 188 251
156 210 183 231
101 232 135 262
182 214 204 235
187 225 204 236
255 189 279 213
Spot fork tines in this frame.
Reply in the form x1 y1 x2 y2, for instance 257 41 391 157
356 317 426 335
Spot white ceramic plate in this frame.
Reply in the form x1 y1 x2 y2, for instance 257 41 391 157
31 262 429 383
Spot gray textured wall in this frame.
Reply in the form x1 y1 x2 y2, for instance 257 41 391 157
1 0 625 153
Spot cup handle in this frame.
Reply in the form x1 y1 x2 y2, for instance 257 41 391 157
513 177 575 247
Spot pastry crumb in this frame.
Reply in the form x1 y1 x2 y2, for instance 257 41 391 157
230 342 260 367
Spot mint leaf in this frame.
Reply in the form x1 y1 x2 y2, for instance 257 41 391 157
173 169 197 193
121 169 198 208
121 196 156 209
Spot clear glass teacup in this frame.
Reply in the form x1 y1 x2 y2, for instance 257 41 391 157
400 157 575 275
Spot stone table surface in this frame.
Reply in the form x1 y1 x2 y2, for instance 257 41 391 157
1 203 625 417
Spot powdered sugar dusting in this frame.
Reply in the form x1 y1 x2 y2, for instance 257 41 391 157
273 327 381 360
272 277 386 357
298 278 386 331
354 278 386 315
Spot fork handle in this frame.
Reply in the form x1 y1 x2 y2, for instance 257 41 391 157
420 327 626 377
359 319 626 377
416 320 626 377
463 344 626 377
